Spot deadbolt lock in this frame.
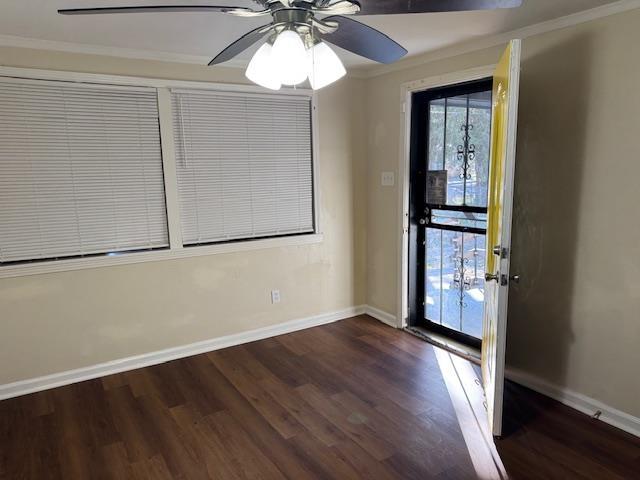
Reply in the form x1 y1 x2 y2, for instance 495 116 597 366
492 245 509 258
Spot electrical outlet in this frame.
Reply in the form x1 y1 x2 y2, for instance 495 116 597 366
381 171 395 187
271 289 281 304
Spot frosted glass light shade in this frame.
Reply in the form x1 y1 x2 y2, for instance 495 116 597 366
307 41 346 90
272 30 309 86
245 43 281 90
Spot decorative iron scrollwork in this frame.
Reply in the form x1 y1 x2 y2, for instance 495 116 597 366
450 232 484 310
458 123 474 181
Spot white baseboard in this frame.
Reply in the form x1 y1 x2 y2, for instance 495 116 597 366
364 305 399 328
0 305 365 401
362 306 640 439
3 304 638 439
505 367 640 438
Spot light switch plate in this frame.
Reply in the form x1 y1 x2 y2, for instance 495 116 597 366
271 290 281 304
381 171 395 187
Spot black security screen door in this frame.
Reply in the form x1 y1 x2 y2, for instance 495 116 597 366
408 79 493 348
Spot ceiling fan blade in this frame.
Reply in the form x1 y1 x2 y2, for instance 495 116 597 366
355 0 523 15
209 24 273 66
58 5 257 15
320 16 406 64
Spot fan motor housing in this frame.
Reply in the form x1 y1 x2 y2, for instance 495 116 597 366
272 7 313 26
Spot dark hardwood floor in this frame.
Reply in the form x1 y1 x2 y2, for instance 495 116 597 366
1 315 638 479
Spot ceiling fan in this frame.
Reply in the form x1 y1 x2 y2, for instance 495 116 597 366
59 0 523 90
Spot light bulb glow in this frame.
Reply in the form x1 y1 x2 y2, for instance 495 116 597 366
307 41 346 90
271 30 309 86
245 43 281 90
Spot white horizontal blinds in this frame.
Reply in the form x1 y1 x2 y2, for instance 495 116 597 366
172 89 314 245
0 78 168 263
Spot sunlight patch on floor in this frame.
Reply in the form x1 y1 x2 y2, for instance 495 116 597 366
434 348 508 480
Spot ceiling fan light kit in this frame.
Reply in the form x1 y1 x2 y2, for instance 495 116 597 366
59 0 523 90
272 30 311 86
246 30 346 91
307 41 346 90
245 42 282 90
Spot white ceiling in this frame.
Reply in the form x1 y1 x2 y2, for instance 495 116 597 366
0 0 623 68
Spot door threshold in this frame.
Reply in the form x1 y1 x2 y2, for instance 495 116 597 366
405 326 481 365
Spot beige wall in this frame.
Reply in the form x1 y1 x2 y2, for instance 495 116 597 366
0 46 367 384
364 9 640 417
1 7 639 422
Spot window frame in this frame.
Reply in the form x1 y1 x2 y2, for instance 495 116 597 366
0 67 322 279
169 87 316 247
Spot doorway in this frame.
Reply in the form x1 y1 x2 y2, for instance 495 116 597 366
408 79 493 349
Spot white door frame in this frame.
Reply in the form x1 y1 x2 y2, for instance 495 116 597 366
396 64 496 328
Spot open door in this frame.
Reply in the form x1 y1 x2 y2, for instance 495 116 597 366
481 39 521 437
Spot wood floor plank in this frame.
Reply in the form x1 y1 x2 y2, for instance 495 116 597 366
205 410 288 480
162 358 227 418
296 384 396 461
209 349 305 439
100 442 136 480
328 438 400 480
309 347 432 415
187 354 321 479
27 413 63 480
1 315 638 480
105 385 162 463
170 404 245 480
130 455 175 480
332 389 471 476
101 372 129 392
284 431 363 480
275 331 314 356
72 380 121 447
245 341 312 388
258 375 347 447
49 384 112 479
134 393 209 480
267 347 348 395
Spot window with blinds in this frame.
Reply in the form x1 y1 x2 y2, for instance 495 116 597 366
0 78 168 264
171 89 314 246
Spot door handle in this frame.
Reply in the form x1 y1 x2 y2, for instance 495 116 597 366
485 273 499 282
486 273 520 285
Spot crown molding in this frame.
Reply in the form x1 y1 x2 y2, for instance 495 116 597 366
0 32 367 75
355 0 640 78
0 0 639 77
0 33 247 69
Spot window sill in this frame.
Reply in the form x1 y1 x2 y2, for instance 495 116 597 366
0 233 324 279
